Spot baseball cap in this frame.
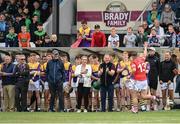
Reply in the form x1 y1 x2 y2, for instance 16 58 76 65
52 50 59 55
148 47 156 52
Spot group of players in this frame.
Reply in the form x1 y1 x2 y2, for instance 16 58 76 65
0 44 178 113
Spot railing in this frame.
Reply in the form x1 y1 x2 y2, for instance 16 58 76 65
133 0 155 29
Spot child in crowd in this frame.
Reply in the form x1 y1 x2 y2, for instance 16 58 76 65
5 27 18 47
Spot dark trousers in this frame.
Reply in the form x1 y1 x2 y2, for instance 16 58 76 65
15 83 28 112
100 84 114 112
49 82 64 112
77 83 90 110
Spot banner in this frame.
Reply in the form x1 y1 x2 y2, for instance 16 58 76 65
77 0 151 31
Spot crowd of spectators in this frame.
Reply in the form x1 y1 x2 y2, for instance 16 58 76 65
74 0 180 48
0 0 180 47
0 0 52 47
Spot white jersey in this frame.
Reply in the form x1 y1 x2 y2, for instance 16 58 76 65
108 34 119 48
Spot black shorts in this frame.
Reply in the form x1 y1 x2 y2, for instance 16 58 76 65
148 79 158 90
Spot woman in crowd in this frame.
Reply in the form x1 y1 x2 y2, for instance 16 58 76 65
75 55 92 112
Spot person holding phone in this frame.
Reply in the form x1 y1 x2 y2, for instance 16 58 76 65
75 55 92 113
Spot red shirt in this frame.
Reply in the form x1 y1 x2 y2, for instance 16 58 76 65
131 57 147 81
91 31 106 47
18 32 30 47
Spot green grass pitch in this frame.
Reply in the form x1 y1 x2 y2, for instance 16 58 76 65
0 110 180 123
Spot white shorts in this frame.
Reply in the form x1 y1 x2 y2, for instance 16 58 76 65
28 80 40 91
161 82 174 90
120 78 132 89
63 82 69 89
0 80 2 92
44 81 49 90
134 80 148 91
114 83 120 89
71 81 78 88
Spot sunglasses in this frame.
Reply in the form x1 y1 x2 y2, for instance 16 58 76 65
20 58 25 60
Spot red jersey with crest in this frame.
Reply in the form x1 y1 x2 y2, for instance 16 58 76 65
131 57 147 81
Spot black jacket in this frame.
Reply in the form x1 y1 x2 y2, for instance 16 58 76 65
1 63 16 86
99 62 115 87
147 55 160 81
159 59 176 82
46 59 65 84
14 63 30 85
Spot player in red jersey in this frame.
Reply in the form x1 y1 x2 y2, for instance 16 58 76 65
130 44 159 113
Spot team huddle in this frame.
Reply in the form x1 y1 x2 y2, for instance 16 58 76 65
0 45 178 113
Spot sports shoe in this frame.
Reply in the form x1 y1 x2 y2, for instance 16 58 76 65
141 105 146 112
37 107 41 112
77 109 81 113
49 110 55 112
27 107 30 112
131 106 138 114
84 109 88 113
116 108 121 112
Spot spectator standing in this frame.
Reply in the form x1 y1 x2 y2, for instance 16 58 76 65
99 54 115 112
147 2 161 25
160 4 176 31
146 47 160 110
78 20 92 47
75 55 92 113
123 27 136 47
1 55 16 112
108 27 120 48
14 54 30 112
46 50 65 112
159 51 177 109
91 25 106 47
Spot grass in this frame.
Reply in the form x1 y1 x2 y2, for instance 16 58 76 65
0 110 180 123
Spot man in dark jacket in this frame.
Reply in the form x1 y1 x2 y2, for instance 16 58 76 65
14 54 30 112
1 54 16 112
46 50 65 112
160 51 177 109
98 54 115 112
147 47 160 94
147 47 160 110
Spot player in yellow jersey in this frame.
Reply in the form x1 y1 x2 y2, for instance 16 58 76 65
61 54 72 112
40 53 52 111
119 52 132 111
91 55 100 112
27 53 41 112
